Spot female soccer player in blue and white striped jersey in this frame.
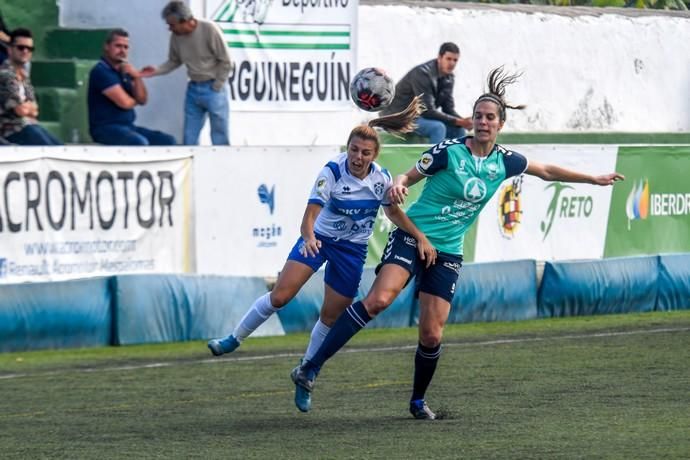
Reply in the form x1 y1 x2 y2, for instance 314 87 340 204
208 99 436 387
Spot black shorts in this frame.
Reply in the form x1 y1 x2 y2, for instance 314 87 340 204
376 229 463 303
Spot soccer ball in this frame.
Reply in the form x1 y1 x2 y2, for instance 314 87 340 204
349 67 395 112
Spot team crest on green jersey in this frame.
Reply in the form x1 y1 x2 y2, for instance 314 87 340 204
464 178 487 203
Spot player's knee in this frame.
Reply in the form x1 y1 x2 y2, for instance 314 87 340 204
319 312 337 326
419 330 443 348
268 290 290 308
363 292 394 317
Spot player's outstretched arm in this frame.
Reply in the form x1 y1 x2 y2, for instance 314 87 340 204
388 166 425 205
526 160 625 186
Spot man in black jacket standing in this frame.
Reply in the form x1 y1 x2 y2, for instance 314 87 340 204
380 42 472 144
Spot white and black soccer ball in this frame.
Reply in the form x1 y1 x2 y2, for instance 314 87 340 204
349 67 395 112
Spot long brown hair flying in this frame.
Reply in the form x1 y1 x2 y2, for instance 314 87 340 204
346 96 425 153
473 66 526 121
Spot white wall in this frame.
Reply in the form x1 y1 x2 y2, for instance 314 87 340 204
193 146 339 277
60 1 690 145
358 5 690 135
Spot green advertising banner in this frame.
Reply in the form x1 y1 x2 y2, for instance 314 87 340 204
368 146 478 266
605 146 690 257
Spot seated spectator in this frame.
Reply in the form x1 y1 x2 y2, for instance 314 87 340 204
88 28 176 146
380 42 472 144
0 28 62 145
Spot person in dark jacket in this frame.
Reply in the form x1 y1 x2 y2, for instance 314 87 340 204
380 42 472 143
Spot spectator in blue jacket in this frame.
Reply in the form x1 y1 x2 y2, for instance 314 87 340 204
88 28 176 145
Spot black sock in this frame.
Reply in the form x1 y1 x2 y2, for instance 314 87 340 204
308 301 372 369
411 342 442 402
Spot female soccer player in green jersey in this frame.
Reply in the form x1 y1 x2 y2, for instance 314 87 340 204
291 66 625 419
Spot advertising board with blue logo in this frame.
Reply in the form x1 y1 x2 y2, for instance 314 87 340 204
207 0 358 111
0 149 193 283
194 146 339 277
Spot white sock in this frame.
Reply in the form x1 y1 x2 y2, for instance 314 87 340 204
232 292 279 342
303 319 331 362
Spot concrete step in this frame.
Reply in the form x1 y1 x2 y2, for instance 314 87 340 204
1 0 59 60
30 59 97 89
39 121 64 143
44 28 110 60
30 59 99 144
40 118 91 145
35 87 79 122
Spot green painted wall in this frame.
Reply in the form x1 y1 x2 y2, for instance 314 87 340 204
1 0 58 59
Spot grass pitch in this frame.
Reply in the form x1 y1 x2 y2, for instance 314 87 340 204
1 311 689 459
